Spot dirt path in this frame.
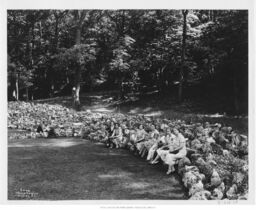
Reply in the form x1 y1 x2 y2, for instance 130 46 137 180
8 138 186 200
34 93 248 134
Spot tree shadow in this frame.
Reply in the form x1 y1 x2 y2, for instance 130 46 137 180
8 138 186 200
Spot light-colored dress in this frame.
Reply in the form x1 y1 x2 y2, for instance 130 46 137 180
112 127 123 143
156 134 176 156
147 134 165 160
159 133 187 167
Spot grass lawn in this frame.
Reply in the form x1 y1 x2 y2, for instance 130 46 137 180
8 137 186 200
8 91 248 200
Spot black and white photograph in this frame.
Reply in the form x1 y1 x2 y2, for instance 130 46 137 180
1 0 255 206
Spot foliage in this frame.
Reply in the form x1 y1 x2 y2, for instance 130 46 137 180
7 10 248 114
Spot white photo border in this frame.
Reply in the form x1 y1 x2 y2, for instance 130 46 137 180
0 0 255 207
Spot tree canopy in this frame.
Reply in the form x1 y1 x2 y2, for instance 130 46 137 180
7 10 248 114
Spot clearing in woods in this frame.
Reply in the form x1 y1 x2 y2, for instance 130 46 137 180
8 136 185 200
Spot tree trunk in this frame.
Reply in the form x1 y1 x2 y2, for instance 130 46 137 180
73 26 82 109
74 67 81 109
66 74 70 84
38 21 42 48
73 10 83 109
178 10 188 103
30 23 34 66
233 72 239 114
54 16 59 52
158 66 165 95
49 82 54 98
213 10 216 22
26 87 29 102
72 10 87 109
15 74 19 101
12 90 16 100
75 27 81 45
75 84 81 109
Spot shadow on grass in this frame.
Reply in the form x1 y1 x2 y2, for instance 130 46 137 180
8 138 185 200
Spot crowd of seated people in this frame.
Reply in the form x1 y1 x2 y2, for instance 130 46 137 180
8 102 248 199
80 115 248 176
82 117 191 174
78 115 249 200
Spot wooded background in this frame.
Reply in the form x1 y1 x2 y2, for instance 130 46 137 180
7 10 248 114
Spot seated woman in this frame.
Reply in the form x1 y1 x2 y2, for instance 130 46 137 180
120 126 130 148
147 131 166 162
140 124 159 158
152 128 187 174
105 121 115 147
41 122 51 138
134 124 147 154
109 123 123 148
126 129 137 151
151 130 175 164
36 122 44 138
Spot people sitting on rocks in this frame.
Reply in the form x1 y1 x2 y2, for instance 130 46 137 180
147 131 165 163
48 127 57 138
36 123 44 137
151 128 187 174
8 101 249 200
109 123 123 148
121 126 130 148
35 121 50 138
140 124 159 158
154 128 176 159
105 121 115 147
134 124 147 155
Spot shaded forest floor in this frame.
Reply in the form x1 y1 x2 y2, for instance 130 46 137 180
8 137 185 200
35 91 248 135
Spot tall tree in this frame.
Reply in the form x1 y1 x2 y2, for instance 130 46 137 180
7 10 248 114
178 10 188 102
73 10 86 109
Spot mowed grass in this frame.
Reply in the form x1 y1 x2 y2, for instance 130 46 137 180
8 137 185 200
